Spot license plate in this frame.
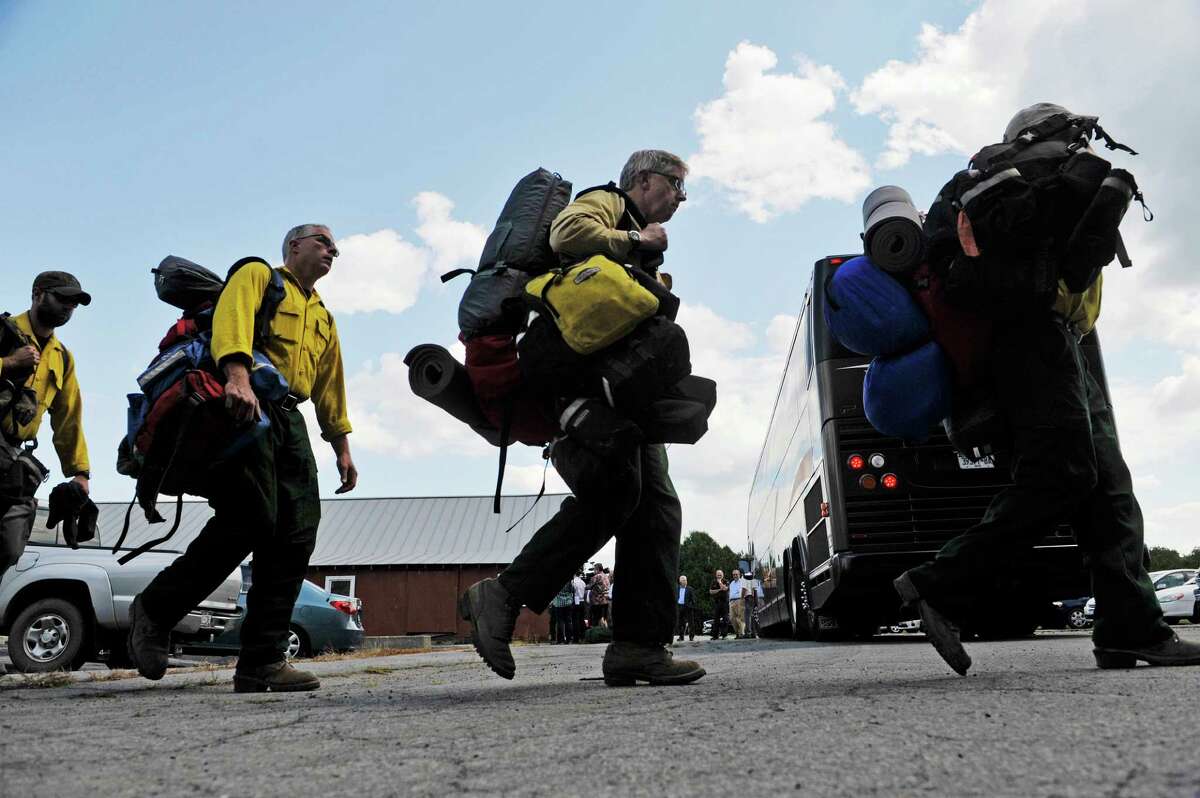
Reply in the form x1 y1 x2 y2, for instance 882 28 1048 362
957 453 995 470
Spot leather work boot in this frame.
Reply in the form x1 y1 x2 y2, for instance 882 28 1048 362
893 571 971 676
601 641 706 687
459 578 519 679
127 594 170 681
233 660 321 693
1093 633 1200 669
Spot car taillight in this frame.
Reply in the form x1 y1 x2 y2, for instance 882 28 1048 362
881 473 899 490
330 599 357 615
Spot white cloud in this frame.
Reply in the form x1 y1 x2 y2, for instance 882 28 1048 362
689 41 871 222
1144 502 1200 555
318 191 486 315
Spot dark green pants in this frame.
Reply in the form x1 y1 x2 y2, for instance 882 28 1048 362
908 314 1170 649
499 441 683 646
140 404 322 668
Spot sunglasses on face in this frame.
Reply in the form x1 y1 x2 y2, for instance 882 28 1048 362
647 170 686 195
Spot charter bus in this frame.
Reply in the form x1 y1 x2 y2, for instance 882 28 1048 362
748 255 1092 640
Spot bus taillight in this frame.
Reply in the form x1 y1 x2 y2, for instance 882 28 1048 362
847 453 865 471
882 473 899 490
859 474 878 490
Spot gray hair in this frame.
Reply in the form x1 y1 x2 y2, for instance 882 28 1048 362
618 149 689 191
282 223 330 261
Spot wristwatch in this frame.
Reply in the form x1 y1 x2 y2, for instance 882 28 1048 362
627 229 641 249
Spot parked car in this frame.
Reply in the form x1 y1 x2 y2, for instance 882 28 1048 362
185 564 364 658
0 520 241 673
1083 569 1199 625
1044 597 1092 630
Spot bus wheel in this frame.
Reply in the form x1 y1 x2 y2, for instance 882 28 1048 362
785 546 812 641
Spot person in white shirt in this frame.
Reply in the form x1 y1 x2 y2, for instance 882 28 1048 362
571 572 587 643
728 569 747 638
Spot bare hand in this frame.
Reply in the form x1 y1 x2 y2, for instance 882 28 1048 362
957 210 981 257
335 450 358 494
222 364 261 424
72 475 90 496
638 223 669 252
2 345 40 372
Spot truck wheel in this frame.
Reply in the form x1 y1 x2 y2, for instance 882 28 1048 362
7 598 89 673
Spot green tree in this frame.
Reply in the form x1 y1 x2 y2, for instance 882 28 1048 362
678 530 744 619
1148 546 1186 571
1184 548 1200 569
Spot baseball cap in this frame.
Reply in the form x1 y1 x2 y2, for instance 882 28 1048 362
33 271 92 306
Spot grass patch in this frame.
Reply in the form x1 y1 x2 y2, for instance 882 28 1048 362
2 671 74 689
308 647 432 663
88 669 138 683
360 666 396 675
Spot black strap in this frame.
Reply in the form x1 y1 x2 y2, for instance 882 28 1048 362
493 398 514 514
118 495 184 566
1114 230 1133 269
502 450 549 534
440 268 476 283
111 495 139 555
1092 123 1138 156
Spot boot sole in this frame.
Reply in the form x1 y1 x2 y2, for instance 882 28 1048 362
233 675 320 693
1094 648 1200 668
458 589 516 681
602 666 706 687
894 574 971 676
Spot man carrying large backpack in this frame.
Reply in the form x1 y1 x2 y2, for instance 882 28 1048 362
460 149 706 686
128 224 358 692
0 272 94 577
894 104 1200 675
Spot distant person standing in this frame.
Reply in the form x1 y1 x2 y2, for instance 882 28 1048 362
728 569 746 638
550 582 574 643
588 566 611 629
571 571 587 643
675 575 697 641
710 569 729 640
743 572 764 638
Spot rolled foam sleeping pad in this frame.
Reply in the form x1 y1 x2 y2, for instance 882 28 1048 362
862 186 925 274
864 341 953 442
824 255 929 357
403 344 501 446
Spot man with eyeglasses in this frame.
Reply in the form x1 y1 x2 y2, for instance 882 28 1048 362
0 272 93 577
129 223 358 692
460 150 706 686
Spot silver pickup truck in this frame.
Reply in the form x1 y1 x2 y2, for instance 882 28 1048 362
0 510 241 673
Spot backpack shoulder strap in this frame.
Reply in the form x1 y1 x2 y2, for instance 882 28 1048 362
224 257 285 347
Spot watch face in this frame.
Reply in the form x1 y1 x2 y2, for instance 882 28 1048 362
629 230 641 242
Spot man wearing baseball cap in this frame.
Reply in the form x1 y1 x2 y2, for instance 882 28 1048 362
0 271 93 577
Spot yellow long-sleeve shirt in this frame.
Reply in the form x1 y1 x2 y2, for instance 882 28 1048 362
0 312 89 476
549 187 641 264
210 260 352 441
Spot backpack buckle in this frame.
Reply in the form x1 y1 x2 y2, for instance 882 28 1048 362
279 393 299 412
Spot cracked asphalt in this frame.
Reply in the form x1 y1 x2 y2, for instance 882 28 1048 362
1 627 1198 798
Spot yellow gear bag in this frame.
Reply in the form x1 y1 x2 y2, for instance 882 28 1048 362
525 255 660 355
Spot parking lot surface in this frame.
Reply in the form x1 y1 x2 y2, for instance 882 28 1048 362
1 628 1198 797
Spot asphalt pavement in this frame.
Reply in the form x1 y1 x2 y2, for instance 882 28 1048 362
1 627 1198 798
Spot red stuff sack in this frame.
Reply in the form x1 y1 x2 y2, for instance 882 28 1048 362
462 334 557 446
909 263 993 389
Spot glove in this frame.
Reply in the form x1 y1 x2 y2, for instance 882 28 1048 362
74 499 98 548
46 480 88 547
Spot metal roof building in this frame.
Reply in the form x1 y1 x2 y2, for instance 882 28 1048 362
83 494 570 640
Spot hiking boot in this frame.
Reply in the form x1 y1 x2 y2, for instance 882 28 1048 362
602 641 706 687
1093 633 1200 669
459 578 519 680
127 594 169 681
233 661 321 693
893 571 971 676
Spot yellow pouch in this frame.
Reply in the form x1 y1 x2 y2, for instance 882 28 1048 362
526 255 660 355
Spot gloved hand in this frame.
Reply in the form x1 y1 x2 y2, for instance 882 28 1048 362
46 480 88 547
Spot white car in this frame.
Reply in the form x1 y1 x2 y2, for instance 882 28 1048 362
1083 569 1199 625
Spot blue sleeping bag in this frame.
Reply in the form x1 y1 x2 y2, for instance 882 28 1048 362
824 255 929 356
864 341 953 442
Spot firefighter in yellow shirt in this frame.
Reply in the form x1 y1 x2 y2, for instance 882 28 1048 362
0 271 93 576
129 224 357 693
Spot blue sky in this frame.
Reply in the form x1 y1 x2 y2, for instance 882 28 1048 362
3 1 1198 555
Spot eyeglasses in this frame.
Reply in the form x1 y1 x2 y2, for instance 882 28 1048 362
294 233 339 256
647 170 686 195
